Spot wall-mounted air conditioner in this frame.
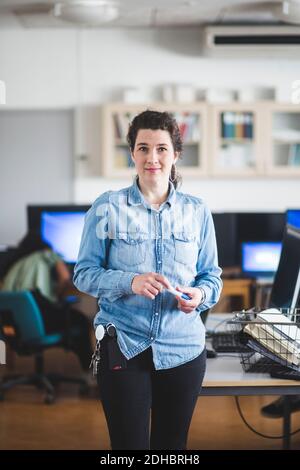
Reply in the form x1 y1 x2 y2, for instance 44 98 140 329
203 25 300 57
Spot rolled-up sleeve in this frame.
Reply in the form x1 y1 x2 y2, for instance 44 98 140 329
73 193 137 302
194 204 223 311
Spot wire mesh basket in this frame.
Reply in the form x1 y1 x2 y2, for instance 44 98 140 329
228 308 300 373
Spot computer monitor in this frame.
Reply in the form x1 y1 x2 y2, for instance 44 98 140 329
236 212 286 264
286 209 300 229
241 241 282 278
27 205 90 264
212 213 237 267
211 212 285 269
269 225 300 309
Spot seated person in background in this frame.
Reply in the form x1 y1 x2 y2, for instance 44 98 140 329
0 231 94 381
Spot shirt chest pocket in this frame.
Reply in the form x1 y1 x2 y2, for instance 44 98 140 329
173 232 199 265
116 232 148 267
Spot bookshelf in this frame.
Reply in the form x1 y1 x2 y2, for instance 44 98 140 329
75 102 300 179
265 103 300 177
210 102 264 177
101 103 208 178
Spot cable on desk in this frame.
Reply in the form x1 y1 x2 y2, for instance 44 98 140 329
235 396 300 439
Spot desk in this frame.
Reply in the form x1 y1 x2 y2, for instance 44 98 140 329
204 315 300 450
65 286 98 319
221 278 253 310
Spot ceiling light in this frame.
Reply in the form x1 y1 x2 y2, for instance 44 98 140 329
53 1 119 25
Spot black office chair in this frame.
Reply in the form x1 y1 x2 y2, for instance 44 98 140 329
0 291 88 404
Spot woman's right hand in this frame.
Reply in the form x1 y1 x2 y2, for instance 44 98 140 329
131 273 171 300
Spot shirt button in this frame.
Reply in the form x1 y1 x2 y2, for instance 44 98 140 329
158 260 161 264
155 312 159 316
151 337 154 340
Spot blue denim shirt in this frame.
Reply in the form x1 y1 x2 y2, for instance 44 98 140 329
73 178 222 370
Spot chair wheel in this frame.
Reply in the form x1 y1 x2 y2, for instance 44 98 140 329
44 394 55 405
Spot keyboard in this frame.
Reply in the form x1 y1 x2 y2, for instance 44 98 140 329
270 367 300 381
212 332 249 353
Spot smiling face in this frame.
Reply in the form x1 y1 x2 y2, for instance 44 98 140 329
131 129 178 188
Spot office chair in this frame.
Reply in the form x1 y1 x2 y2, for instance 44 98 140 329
0 291 88 404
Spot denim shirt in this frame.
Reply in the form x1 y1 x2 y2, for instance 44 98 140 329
73 178 222 370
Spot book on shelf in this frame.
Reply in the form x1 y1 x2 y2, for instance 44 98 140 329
114 148 132 169
244 113 253 139
219 143 253 169
288 143 300 167
221 112 253 139
243 308 300 367
173 112 200 142
113 112 135 140
114 111 201 143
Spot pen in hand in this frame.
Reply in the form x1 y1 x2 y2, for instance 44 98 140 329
166 285 191 301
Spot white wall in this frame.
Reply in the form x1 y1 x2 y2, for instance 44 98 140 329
0 27 300 229
1 28 300 108
0 110 74 245
74 177 300 212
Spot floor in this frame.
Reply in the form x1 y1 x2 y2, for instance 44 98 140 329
1 349 300 450
1 383 300 450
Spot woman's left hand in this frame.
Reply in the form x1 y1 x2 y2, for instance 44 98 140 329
175 286 203 314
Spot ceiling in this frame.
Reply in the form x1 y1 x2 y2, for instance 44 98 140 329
0 0 292 29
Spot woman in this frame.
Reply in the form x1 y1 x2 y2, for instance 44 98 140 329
1 231 93 375
73 110 222 450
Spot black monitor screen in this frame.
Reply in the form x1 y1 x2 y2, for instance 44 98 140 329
236 212 285 264
270 225 300 309
212 212 285 268
212 213 237 267
237 212 286 242
27 205 90 264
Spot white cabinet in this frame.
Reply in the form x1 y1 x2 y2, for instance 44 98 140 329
101 102 208 178
264 103 300 177
75 102 300 179
210 102 264 177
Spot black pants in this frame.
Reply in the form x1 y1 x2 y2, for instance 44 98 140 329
31 290 93 371
97 336 206 450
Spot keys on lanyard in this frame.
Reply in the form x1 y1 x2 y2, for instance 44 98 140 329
90 340 101 376
90 324 105 376
89 323 117 376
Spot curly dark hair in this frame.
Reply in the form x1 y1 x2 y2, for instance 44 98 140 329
126 109 183 189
